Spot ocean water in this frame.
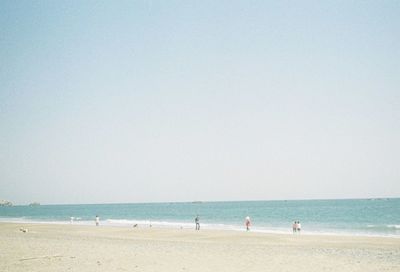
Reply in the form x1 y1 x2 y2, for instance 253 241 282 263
0 198 399 237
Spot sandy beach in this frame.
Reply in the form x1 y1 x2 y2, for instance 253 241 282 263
1 223 399 272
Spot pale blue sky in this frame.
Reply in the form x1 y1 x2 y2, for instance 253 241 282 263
1 1 399 204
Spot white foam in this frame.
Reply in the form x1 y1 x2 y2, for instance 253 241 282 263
387 224 400 229
0 217 94 226
366 224 400 230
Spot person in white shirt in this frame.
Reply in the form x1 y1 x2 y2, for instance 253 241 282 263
95 215 100 226
245 216 251 231
297 221 301 232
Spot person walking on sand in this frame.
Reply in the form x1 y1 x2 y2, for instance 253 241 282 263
195 215 200 230
245 216 251 231
95 215 100 226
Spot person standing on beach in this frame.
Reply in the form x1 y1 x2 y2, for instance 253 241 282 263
292 221 297 233
297 221 301 233
95 215 100 226
195 215 200 230
245 216 251 231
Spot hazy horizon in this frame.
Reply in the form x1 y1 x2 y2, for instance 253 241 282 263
1 1 399 205
4 196 400 207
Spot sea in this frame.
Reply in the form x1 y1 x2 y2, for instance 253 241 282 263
0 198 399 237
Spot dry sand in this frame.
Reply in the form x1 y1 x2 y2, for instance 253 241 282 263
1 222 399 272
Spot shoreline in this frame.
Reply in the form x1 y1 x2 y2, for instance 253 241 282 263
1 222 400 272
2 221 399 240
1 218 399 239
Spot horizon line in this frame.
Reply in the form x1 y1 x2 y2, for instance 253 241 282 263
6 196 399 206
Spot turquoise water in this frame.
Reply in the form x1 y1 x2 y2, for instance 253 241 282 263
0 198 399 237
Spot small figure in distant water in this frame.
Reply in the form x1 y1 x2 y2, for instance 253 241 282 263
95 215 100 226
195 215 200 230
292 221 297 233
297 221 301 233
245 216 251 231
70 217 74 224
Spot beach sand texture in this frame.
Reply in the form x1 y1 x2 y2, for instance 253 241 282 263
1 223 399 272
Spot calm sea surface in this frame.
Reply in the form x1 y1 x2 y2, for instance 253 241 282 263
1 198 399 237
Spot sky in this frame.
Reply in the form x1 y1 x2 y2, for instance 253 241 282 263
0 0 399 205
